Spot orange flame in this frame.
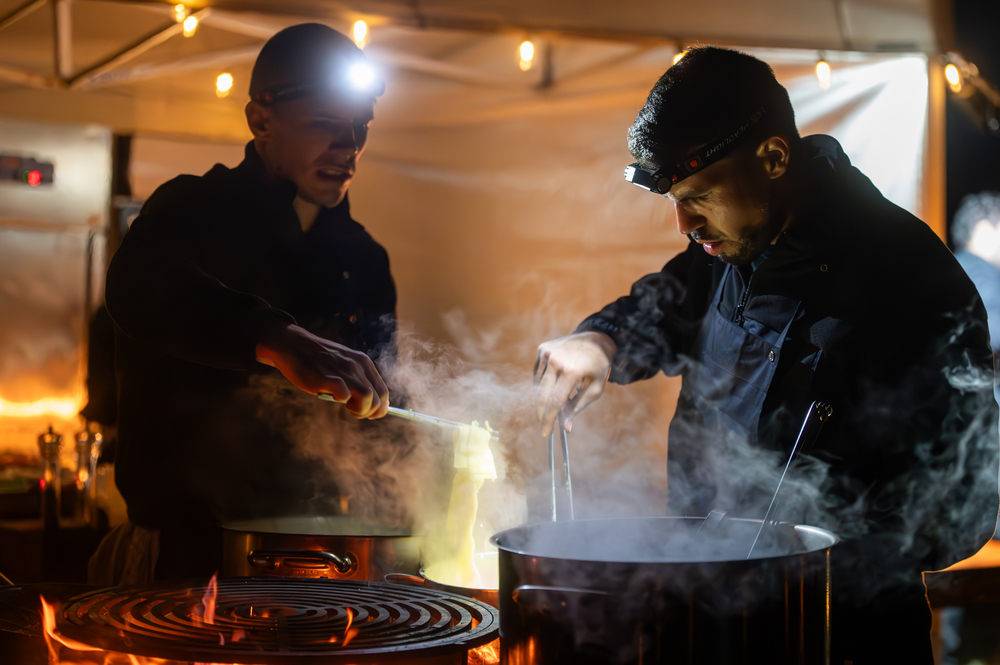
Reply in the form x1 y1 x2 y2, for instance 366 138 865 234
342 606 359 646
39 595 102 655
194 573 218 625
469 639 501 664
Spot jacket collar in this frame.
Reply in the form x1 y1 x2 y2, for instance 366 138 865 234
234 141 353 222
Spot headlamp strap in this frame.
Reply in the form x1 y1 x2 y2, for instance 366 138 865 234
625 106 766 195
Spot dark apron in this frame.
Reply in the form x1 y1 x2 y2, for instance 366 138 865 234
667 263 800 515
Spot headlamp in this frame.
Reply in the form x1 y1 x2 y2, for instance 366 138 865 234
624 107 766 196
255 58 385 105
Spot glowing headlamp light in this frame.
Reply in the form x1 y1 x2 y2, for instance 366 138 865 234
625 107 766 196
256 59 385 105
347 62 377 92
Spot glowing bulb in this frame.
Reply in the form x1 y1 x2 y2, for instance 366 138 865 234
173 4 187 22
353 20 368 48
348 62 375 90
216 72 233 97
945 63 962 93
815 60 831 90
673 50 687 65
519 41 534 71
182 14 198 37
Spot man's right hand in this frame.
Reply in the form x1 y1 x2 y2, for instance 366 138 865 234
256 324 389 419
534 332 617 437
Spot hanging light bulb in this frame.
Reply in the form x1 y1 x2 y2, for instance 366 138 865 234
353 20 368 48
173 4 188 22
673 50 687 65
815 59 831 90
216 72 233 98
945 63 962 93
183 14 198 37
519 40 534 72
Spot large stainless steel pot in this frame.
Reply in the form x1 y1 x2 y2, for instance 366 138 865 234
221 516 422 582
491 516 838 665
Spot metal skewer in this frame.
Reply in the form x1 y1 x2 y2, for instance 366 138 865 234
317 395 500 440
746 401 832 560
548 425 574 521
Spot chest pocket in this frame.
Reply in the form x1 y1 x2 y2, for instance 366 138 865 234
688 276 801 441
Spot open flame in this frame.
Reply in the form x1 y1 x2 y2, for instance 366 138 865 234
469 639 501 664
193 573 218 626
329 606 360 645
39 595 102 655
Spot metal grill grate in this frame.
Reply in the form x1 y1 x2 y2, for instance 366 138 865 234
56 577 499 663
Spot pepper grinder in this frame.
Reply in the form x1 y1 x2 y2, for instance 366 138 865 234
38 426 63 530
74 426 102 526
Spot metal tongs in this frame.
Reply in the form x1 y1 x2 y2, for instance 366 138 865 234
746 400 833 559
317 395 500 440
548 425 574 521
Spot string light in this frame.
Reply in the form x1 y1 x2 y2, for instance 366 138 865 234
182 14 198 37
173 4 188 22
519 40 534 71
945 63 962 93
216 72 233 97
673 50 687 65
353 20 368 48
815 59 831 90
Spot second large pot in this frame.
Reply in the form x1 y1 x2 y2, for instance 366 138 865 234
221 516 422 582
492 516 838 665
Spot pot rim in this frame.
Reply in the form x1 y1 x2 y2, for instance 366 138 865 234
489 515 840 565
221 516 421 538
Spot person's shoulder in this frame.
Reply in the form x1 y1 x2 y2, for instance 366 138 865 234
140 162 238 214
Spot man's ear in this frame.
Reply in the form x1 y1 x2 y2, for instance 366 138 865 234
245 101 273 141
755 135 792 180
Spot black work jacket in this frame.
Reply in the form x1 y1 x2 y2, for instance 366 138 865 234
578 136 999 591
106 142 397 530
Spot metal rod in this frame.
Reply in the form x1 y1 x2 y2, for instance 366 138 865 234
0 0 46 35
548 431 557 522
317 395 499 440
747 402 832 559
560 427 574 520
69 8 212 90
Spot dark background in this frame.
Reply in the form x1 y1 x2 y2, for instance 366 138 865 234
946 0 1000 237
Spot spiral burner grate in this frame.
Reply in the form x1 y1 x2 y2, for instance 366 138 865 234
56 577 499 663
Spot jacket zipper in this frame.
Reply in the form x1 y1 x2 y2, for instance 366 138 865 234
734 272 754 326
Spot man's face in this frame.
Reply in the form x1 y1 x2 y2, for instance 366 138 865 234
258 94 373 207
666 143 784 266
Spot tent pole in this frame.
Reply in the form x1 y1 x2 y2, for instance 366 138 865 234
69 8 211 90
0 0 46 34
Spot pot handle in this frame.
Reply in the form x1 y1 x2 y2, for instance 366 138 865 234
383 573 428 588
512 584 617 606
248 549 356 575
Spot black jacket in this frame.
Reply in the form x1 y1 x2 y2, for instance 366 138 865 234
106 142 397 530
578 136 999 587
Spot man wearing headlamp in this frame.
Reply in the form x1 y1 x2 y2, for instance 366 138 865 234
97 24 394 582
534 47 998 662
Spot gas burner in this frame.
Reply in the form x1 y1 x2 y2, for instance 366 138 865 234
56 577 499 663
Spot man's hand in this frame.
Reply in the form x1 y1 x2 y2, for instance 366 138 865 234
256 324 389 419
534 332 617 437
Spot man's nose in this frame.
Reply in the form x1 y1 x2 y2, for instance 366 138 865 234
674 202 704 235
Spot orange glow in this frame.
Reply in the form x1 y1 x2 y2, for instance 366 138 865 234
339 494 352 514
0 397 79 417
39 595 102 654
469 639 501 664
